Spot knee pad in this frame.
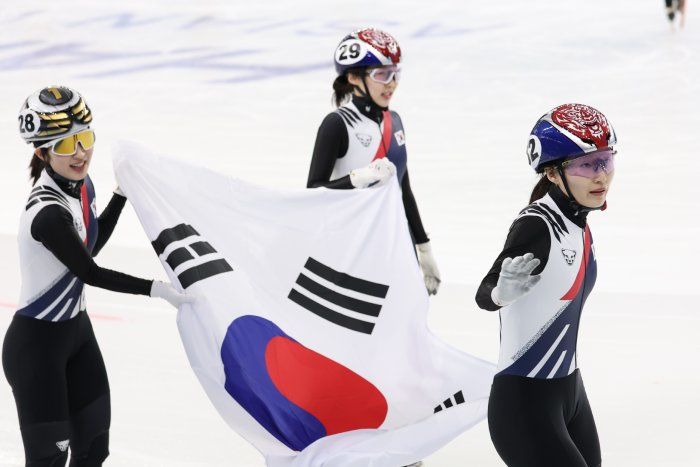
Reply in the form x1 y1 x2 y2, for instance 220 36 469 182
21 420 70 467
26 451 68 467
68 432 109 467
68 393 110 467
69 393 110 455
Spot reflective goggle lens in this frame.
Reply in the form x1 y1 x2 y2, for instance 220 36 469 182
368 66 401 84
562 149 616 178
50 130 95 156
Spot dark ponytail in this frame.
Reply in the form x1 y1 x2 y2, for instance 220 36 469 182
529 173 553 203
332 74 355 107
29 148 49 186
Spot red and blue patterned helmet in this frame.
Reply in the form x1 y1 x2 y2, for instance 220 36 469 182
334 27 401 75
526 103 617 173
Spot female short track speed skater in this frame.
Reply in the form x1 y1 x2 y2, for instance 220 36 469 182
475 103 617 467
665 0 686 29
2 86 192 467
307 27 440 296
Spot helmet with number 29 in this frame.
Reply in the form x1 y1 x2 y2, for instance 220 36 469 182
334 27 402 75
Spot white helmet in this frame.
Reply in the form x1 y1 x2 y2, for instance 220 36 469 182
18 86 93 146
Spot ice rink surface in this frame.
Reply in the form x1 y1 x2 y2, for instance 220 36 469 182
0 0 698 465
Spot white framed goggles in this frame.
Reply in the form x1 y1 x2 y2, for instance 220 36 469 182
38 130 96 157
561 148 616 179
367 65 401 84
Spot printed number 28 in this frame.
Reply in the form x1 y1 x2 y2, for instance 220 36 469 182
339 43 361 61
18 114 35 134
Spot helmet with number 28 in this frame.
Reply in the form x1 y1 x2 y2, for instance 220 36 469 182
18 86 93 147
334 27 402 75
526 103 617 173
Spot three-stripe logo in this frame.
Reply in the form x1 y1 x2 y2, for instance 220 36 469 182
433 390 466 413
288 257 389 335
151 223 233 289
519 202 569 242
26 185 69 211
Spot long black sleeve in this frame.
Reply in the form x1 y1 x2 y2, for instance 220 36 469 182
307 112 353 189
400 170 429 244
31 204 152 295
475 216 550 311
91 192 127 257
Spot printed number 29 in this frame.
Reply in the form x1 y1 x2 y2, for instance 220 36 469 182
18 114 35 134
339 43 361 61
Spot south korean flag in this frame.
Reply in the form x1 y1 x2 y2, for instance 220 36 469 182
114 141 495 467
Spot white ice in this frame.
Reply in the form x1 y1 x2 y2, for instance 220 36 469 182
0 1 698 465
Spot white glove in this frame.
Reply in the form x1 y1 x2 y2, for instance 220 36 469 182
491 253 542 307
150 280 194 308
416 241 441 295
349 158 396 188
114 185 125 197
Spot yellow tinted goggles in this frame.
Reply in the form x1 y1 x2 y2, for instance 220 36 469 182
43 130 96 156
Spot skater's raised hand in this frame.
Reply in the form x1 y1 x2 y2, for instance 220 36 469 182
491 253 541 306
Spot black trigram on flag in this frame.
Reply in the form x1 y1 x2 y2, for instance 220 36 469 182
433 390 466 413
151 223 233 289
287 257 389 335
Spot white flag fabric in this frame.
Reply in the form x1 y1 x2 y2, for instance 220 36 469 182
113 141 495 467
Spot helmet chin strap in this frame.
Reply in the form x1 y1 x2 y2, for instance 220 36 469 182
556 166 606 216
361 75 374 105
347 71 369 99
350 72 388 110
